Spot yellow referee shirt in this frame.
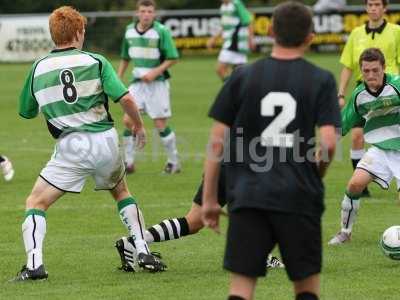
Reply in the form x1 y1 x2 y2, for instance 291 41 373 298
340 20 400 81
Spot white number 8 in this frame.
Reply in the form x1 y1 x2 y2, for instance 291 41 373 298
261 92 297 148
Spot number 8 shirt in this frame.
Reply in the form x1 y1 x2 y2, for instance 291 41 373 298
208 57 341 217
19 47 128 139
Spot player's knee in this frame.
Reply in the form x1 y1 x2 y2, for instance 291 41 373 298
296 292 319 300
26 194 49 211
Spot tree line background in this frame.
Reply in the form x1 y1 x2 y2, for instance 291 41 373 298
1 0 367 14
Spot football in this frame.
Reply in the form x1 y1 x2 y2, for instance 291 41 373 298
380 226 400 260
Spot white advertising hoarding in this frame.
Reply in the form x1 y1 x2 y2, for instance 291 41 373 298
0 16 53 62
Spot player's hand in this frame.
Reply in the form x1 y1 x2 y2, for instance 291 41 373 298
132 126 146 150
141 70 159 83
201 201 226 234
207 37 216 49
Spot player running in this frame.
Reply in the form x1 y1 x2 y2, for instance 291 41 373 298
13 6 165 281
329 48 400 245
118 0 180 174
207 0 255 81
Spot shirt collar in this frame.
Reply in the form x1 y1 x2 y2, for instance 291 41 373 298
365 19 387 35
51 47 76 53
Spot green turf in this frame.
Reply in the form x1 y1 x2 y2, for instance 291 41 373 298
1 53 400 299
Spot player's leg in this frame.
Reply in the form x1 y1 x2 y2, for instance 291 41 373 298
228 273 257 300
122 84 145 173
271 212 322 300
329 147 391 245
350 127 370 196
294 275 320 300
328 169 373 245
122 114 136 173
13 177 64 281
225 209 273 300
110 178 166 272
154 117 180 174
0 155 14 181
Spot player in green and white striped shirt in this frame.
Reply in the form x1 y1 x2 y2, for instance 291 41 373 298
118 0 180 174
13 6 165 282
207 0 254 81
329 48 400 245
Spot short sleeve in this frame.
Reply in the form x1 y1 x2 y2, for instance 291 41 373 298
315 72 341 128
98 56 128 102
120 32 130 60
340 31 354 69
341 92 364 136
19 66 39 119
235 0 252 26
208 68 244 126
160 26 179 60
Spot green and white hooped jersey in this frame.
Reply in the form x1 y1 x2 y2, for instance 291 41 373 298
220 0 252 54
19 48 128 139
120 21 179 83
342 74 400 150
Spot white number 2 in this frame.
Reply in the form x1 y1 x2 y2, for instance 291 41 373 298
261 92 297 148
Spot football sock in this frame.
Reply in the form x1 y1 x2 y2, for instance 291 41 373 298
159 126 179 165
118 197 149 254
0 156 5 163
296 292 319 300
145 217 189 243
122 129 135 165
22 209 46 270
340 192 361 234
227 296 245 300
350 149 365 170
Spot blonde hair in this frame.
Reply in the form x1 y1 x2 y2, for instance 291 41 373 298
49 6 87 46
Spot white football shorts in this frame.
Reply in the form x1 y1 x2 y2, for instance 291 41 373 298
40 128 125 193
128 80 171 119
357 146 400 190
218 49 248 65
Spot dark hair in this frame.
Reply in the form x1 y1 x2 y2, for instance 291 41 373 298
365 0 388 6
272 1 313 47
137 0 156 9
359 48 386 67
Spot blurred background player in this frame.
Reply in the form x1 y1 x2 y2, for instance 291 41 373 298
207 0 255 81
118 0 180 174
0 155 14 181
329 48 400 245
115 164 284 271
202 2 340 299
337 0 400 197
313 0 346 13
13 6 165 281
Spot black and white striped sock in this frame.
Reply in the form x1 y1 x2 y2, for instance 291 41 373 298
145 218 189 243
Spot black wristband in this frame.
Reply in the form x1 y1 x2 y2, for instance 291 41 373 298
338 94 345 98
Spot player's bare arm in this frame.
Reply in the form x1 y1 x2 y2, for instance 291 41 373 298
202 121 226 233
120 94 146 149
338 67 353 107
316 125 337 178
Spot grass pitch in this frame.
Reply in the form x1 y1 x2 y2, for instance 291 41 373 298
1 54 400 299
